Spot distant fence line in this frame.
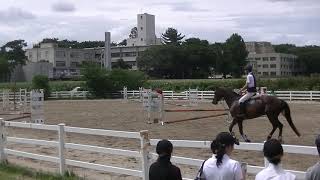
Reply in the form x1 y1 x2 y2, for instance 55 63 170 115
47 90 320 101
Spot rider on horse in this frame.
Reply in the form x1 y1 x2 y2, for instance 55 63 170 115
238 64 257 117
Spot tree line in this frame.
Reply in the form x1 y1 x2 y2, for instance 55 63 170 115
137 28 248 78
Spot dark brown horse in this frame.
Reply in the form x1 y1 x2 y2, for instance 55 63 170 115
212 88 301 142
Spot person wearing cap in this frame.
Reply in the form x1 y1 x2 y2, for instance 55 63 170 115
305 135 320 180
202 132 243 180
149 139 182 180
238 64 257 117
255 139 296 180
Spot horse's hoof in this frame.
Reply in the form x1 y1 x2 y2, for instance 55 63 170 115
278 137 284 144
245 139 251 143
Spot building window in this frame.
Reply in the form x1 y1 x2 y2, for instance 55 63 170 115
124 52 137 57
111 53 121 57
258 72 262 74
141 27 143 30
71 62 80 68
141 16 143 19
263 64 268 68
258 65 261 68
141 38 143 41
70 52 80 58
255 58 261 60
45 51 49 58
84 53 91 60
263 72 269 76
56 51 66 58
56 61 66 67
263 57 268 61
270 64 277 68
270 57 276 61
270 72 276 76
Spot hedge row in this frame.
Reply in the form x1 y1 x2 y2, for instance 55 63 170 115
1 77 320 92
146 77 320 91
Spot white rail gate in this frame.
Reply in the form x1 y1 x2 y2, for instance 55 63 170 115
0 118 318 180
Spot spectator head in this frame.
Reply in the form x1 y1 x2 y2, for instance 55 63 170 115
315 135 320 156
213 132 239 167
156 139 173 158
263 139 283 165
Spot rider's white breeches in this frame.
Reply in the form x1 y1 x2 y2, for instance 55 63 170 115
239 92 255 103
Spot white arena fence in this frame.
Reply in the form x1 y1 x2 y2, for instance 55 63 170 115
0 119 318 180
46 90 320 101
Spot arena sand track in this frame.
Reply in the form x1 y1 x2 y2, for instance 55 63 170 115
2 99 320 180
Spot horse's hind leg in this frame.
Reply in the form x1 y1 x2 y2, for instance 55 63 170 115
266 114 278 140
229 119 237 134
275 117 284 143
238 120 251 142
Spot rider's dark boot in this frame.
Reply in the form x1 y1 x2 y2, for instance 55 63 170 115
238 102 246 118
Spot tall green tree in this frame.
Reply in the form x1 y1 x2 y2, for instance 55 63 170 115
1 40 27 66
161 28 185 45
223 34 248 77
137 37 216 79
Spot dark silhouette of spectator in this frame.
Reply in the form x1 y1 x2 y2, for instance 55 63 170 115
149 139 182 180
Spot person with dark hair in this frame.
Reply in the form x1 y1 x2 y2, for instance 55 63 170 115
202 132 243 180
149 139 182 180
305 135 320 180
255 139 295 180
238 64 257 117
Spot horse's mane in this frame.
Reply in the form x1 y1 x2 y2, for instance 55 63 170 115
216 87 241 97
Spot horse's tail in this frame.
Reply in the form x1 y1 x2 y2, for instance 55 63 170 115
281 100 301 137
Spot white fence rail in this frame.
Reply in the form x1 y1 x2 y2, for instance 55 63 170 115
0 119 318 180
1 90 319 101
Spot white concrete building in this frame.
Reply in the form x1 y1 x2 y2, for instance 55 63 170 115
245 42 304 77
25 13 162 79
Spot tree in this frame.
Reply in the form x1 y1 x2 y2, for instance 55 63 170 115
129 27 138 39
32 75 51 99
1 40 27 66
118 39 127 46
223 34 248 77
137 37 216 79
113 59 131 69
161 28 185 45
0 55 10 81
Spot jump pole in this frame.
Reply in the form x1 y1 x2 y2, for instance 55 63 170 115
161 113 228 125
164 109 228 112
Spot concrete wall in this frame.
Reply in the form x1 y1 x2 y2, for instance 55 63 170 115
13 62 53 82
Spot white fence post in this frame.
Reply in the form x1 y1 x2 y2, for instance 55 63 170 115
0 119 7 163
58 123 66 175
140 130 150 180
123 87 128 101
289 91 292 101
310 91 313 101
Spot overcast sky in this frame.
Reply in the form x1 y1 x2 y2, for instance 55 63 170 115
0 0 319 47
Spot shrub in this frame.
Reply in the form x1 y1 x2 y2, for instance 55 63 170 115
32 75 50 99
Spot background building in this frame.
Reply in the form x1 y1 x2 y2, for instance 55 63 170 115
245 42 304 77
25 13 161 80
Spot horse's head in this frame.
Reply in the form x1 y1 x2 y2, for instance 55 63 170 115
212 88 224 104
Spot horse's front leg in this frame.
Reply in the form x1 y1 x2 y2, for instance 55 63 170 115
238 120 251 142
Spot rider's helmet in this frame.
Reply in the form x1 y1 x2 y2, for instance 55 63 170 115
244 64 253 72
